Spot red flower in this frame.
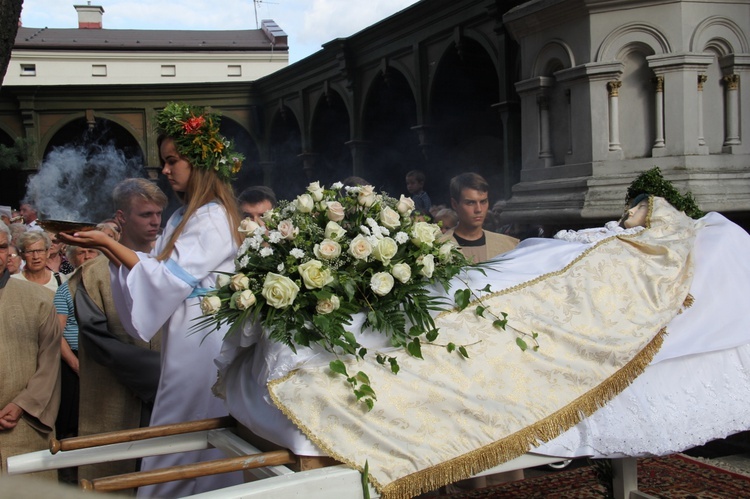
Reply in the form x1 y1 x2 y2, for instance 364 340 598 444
182 114 206 134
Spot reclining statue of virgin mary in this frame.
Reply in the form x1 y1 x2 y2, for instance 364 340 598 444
214 175 750 499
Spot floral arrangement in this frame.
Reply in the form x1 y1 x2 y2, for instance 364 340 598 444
155 102 244 182
198 181 476 409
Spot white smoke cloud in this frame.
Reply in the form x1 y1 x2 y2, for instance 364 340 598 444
26 142 144 222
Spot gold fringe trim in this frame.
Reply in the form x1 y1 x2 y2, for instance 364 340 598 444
683 293 694 309
378 326 668 499
268 326 668 499
267 374 388 492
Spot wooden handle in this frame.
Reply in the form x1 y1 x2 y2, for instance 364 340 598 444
88 450 296 492
50 416 235 454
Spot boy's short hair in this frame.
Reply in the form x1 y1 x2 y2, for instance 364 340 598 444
449 172 489 201
113 178 168 213
237 185 277 208
406 170 426 183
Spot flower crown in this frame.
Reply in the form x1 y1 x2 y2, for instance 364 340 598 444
155 102 244 182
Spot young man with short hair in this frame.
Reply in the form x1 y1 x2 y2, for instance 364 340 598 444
443 172 518 262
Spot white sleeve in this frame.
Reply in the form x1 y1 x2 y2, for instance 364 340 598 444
111 204 236 342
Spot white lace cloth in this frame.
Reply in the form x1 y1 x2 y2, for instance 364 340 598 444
216 211 750 459
553 221 643 244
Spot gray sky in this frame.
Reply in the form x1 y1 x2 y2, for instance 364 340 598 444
20 0 421 63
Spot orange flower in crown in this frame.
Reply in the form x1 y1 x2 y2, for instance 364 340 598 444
156 102 245 182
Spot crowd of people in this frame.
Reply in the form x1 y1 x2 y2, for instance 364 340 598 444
0 101 553 497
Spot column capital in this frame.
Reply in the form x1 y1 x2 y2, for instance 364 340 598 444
607 80 622 97
722 74 740 90
697 74 708 91
651 76 664 92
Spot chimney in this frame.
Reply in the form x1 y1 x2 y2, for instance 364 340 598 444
74 3 104 29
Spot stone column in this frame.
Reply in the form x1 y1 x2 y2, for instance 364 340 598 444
537 94 553 165
565 89 573 155
697 74 707 147
606 80 622 151
297 152 318 180
723 74 740 146
345 140 370 179
652 76 665 148
410 124 433 161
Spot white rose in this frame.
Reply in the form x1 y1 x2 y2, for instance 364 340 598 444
349 234 373 260
411 221 440 247
370 272 395 296
325 221 346 241
396 195 415 215
379 206 401 230
358 185 377 207
238 218 261 236
316 295 341 315
276 219 298 240
307 181 325 202
296 193 314 213
200 295 222 315
261 273 300 309
234 290 257 310
391 262 412 283
262 210 275 225
215 274 231 288
297 259 334 289
313 239 342 260
438 241 455 262
418 254 435 278
372 237 398 263
229 273 250 291
326 201 345 222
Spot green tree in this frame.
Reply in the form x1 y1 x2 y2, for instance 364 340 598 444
0 0 24 86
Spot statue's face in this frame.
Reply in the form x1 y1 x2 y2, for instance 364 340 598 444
623 200 649 229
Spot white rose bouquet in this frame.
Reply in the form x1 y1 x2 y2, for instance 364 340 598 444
198 181 473 409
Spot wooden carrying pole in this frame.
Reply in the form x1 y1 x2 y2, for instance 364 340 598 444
80 450 296 492
50 416 235 454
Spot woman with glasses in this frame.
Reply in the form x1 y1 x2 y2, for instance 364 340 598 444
6 244 22 275
12 231 64 292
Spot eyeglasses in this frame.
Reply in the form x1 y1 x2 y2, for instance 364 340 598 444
23 249 48 256
9 253 19 258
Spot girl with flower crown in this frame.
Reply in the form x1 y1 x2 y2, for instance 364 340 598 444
58 102 244 497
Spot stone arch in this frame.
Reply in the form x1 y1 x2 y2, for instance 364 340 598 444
31 116 147 222
532 40 575 166
268 105 303 201
309 88 352 187
619 46 657 159
428 36 505 205
0 128 26 208
42 115 144 165
690 16 749 54
532 40 575 78
0 122 18 143
361 66 420 196
597 23 671 62
221 116 261 195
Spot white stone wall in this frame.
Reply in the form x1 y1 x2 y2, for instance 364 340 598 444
504 0 750 221
4 50 288 86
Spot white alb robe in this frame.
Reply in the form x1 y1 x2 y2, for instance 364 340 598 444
111 203 242 498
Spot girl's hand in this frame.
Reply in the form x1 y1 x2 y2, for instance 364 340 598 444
57 229 111 249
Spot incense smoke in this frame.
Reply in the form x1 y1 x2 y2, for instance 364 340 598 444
25 141 145 223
